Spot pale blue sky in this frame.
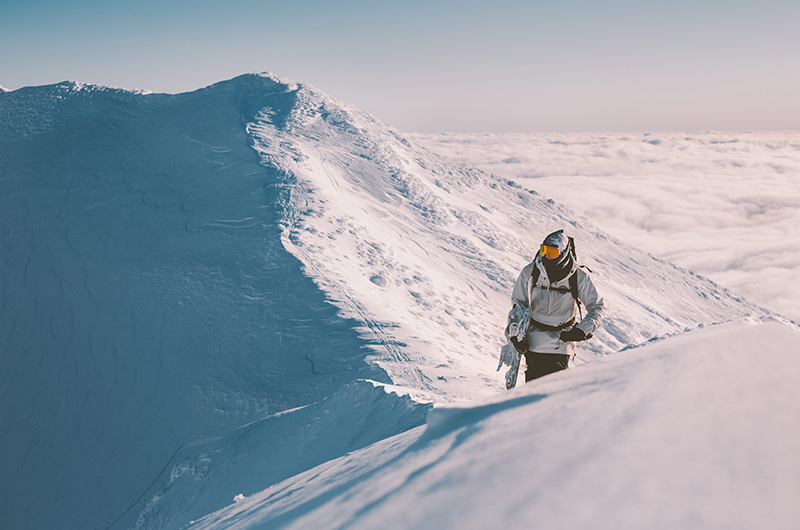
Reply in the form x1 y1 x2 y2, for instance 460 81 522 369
2 0 799 132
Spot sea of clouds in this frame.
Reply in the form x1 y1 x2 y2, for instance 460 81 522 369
414 131 800 323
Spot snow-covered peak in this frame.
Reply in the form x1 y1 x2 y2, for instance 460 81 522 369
0 73 392 530
0 72 775 530
0 80 159 139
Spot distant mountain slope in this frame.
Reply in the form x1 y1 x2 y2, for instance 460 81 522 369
244 74 768 399
410 131 800 324
0 74 769 530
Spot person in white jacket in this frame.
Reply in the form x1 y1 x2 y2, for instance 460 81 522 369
509 230 605 382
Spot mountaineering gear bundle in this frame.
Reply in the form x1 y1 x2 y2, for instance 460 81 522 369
506 302 530 352
499 230 605 388
497 302 529 389
496 343 520 389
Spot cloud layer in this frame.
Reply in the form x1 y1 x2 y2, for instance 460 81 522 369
415 131 800 323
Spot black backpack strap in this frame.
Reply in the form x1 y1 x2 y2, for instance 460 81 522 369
532 261 582 316
569 272 582 319
526 264 540 312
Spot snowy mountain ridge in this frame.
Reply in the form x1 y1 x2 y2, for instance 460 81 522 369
242 73 769 397
0 73 785 530
0 80 152 138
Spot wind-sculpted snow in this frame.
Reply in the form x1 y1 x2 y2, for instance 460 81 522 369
185 318 800 530
0 73 773 530
131 380 429 530
0 75 391 530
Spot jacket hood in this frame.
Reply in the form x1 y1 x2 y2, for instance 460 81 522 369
540 230 574 283
542 230 570 255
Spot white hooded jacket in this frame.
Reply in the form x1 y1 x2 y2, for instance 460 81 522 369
510 256 605 355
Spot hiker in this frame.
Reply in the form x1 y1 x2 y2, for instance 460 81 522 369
500 230 605 386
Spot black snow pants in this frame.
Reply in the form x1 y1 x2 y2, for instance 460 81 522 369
523 352 570 382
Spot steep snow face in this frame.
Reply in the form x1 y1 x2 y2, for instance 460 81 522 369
131 380 429 530
0 76 393 530
183 317 800 530
246 79 768 400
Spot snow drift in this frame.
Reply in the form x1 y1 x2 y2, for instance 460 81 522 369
0 73 780 529
191 317 800 530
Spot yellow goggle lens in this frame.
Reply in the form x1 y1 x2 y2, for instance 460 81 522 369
540 245 560 259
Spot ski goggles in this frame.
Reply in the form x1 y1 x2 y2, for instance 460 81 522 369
540 245 560 259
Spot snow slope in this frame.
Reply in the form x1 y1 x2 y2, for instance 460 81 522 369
0 77 397 530
184 317 800 530
0 73 780 530
412 132 800 323
243 77 768 399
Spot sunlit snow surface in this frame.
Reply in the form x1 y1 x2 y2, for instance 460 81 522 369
244 83 768 400
0 74 795 530
191 318 800 530
412 132 800 323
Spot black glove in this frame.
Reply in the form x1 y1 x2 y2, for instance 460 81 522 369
559 327 587 342
510 336 528 353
